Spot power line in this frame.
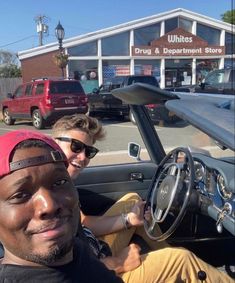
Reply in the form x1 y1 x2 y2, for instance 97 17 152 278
0 35 37 49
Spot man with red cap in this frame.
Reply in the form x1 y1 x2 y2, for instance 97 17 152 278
0 130 233 283
0 129 123 282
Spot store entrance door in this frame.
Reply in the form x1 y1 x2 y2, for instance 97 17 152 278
165 59 192 88
165 68 192 88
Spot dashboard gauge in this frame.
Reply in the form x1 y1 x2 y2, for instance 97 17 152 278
217 174 232 200
194 161 205 181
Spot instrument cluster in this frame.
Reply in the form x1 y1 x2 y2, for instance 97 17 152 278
193 158 234 203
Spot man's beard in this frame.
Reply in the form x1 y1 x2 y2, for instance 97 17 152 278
24 238 75 266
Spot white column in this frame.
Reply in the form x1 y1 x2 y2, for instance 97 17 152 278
192 20 197 35
192 58 196 85
220 30 225 69
130 30 134 74
97 39 103 86
160 59 165 89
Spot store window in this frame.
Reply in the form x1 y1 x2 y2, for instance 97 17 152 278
102 32 129 56
102 60 130 83
224 58 235 68
165 59 192 87
197 23 220 45
179 17 192 33
225 32 235 55
68 60 99 93
196 59 219 83
68 41 97 56
165 17 178 33
134 59 161 82
134 23 161 45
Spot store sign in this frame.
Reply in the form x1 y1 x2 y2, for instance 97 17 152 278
132 28 225 57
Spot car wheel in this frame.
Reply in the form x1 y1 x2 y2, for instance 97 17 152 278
129 111 136 124
3 108 15 125
32 109 45 129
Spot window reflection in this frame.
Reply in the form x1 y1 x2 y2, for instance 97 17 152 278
197 24 220 45
165 17 178 33
134 23 160 45
102 32 129 56
68 41 97 56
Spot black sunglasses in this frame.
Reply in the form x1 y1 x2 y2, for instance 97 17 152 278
55 137 99 159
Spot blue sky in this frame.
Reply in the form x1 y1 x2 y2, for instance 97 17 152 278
1 0 233 53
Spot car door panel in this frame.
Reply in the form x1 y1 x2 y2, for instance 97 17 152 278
74 162 157 215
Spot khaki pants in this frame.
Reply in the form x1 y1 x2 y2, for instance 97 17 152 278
100 193 234 283
99 193 168 255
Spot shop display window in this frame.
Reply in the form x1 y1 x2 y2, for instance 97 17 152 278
102 60 130 83
196 59 219 83
134 59 160 82
68 60 99 93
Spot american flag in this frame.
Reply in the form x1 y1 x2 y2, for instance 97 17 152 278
103 66 116 79
116 65 130 76
103 65 130 79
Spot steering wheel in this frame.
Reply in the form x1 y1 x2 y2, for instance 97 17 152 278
144 147 195 241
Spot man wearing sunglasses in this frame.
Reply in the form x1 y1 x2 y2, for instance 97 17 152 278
51 115 233 283
52 114 164 267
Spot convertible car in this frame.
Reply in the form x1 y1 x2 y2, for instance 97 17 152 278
75 83 235 278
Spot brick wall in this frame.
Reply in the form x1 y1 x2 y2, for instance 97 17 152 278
21 51 62 83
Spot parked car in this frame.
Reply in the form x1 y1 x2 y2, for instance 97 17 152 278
166 68 235 95
70 83 235 279
87 75 178 124
1 77 88 129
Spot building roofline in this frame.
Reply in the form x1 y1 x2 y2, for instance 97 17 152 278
18 8 234 60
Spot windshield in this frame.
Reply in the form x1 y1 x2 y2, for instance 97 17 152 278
50 81 84 94
155 121 234 160
90 118 234 168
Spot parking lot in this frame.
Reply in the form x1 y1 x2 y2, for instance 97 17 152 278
0 117 227 166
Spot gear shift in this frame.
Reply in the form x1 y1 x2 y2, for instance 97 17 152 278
198 270 207 282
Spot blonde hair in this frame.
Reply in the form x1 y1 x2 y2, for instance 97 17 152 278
52 114 105 144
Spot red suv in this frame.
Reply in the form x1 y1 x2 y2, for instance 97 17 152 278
1 78 88 129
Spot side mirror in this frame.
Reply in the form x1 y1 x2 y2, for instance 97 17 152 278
128 142 141 161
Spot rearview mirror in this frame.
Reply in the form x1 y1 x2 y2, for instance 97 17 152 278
128 142 141 161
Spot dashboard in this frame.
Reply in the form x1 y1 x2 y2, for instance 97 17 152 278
192 153 235 235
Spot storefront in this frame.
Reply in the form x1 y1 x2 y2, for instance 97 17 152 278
18 8 235 91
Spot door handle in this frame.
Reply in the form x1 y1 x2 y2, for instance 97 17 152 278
130 172 144 181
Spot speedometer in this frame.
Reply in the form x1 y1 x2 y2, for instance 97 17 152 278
217 174 232 200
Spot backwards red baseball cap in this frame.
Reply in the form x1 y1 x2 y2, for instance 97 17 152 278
0 129 68 178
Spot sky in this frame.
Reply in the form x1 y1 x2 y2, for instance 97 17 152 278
1 0 234 53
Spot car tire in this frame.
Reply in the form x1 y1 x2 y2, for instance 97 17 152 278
32 109 45 129
3 108 15 125
129 111 136 124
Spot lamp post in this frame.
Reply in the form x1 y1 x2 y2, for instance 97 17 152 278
55 21 66 78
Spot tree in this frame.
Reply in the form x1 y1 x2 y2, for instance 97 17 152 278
0 64 21 78
0 50 21 78
221 9 235 25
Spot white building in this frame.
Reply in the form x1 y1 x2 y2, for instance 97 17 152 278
19 8 235 92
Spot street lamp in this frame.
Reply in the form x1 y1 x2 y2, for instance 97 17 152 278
55 21 66 78
55 21 65 51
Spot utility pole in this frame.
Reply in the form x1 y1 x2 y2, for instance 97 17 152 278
34 15 49 46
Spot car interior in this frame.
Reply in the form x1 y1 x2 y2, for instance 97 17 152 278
74 84 235 278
